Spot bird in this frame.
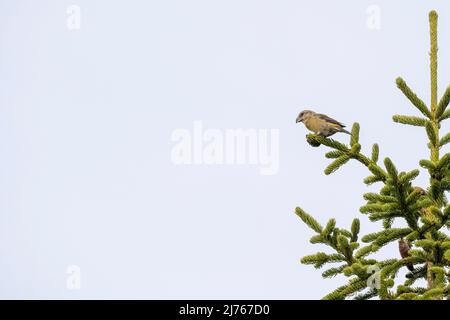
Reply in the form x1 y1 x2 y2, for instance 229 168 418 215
296 110 350 147
399 238 415 272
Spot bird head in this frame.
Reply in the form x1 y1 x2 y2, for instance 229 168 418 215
296 110 314 123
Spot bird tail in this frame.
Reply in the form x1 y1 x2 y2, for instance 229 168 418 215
341 128 351 134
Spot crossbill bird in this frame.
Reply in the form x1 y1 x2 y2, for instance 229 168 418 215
399 238 414 272
296 110 350 147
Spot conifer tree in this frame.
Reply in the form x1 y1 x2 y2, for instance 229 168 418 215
295 11 450 300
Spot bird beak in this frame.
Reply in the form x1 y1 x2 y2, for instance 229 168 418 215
296 118 302 123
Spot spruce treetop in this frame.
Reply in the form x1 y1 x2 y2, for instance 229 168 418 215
296 10 450 300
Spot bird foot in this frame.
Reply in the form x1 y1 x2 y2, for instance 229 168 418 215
306 135 321 147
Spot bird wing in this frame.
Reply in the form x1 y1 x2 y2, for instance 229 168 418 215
316 113 346 127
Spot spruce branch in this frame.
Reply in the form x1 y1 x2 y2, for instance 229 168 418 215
439 108 450 121
324 155 350 175
354 288 378 300
371 143 379 162
322 278 367 300
426 121 439 148
307 123 387 180
429 10 438 114
295 207 322 234
439 132 450 147
436 85 450 118
392 115 428 127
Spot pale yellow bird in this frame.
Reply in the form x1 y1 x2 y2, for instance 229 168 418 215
296 110 350 137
